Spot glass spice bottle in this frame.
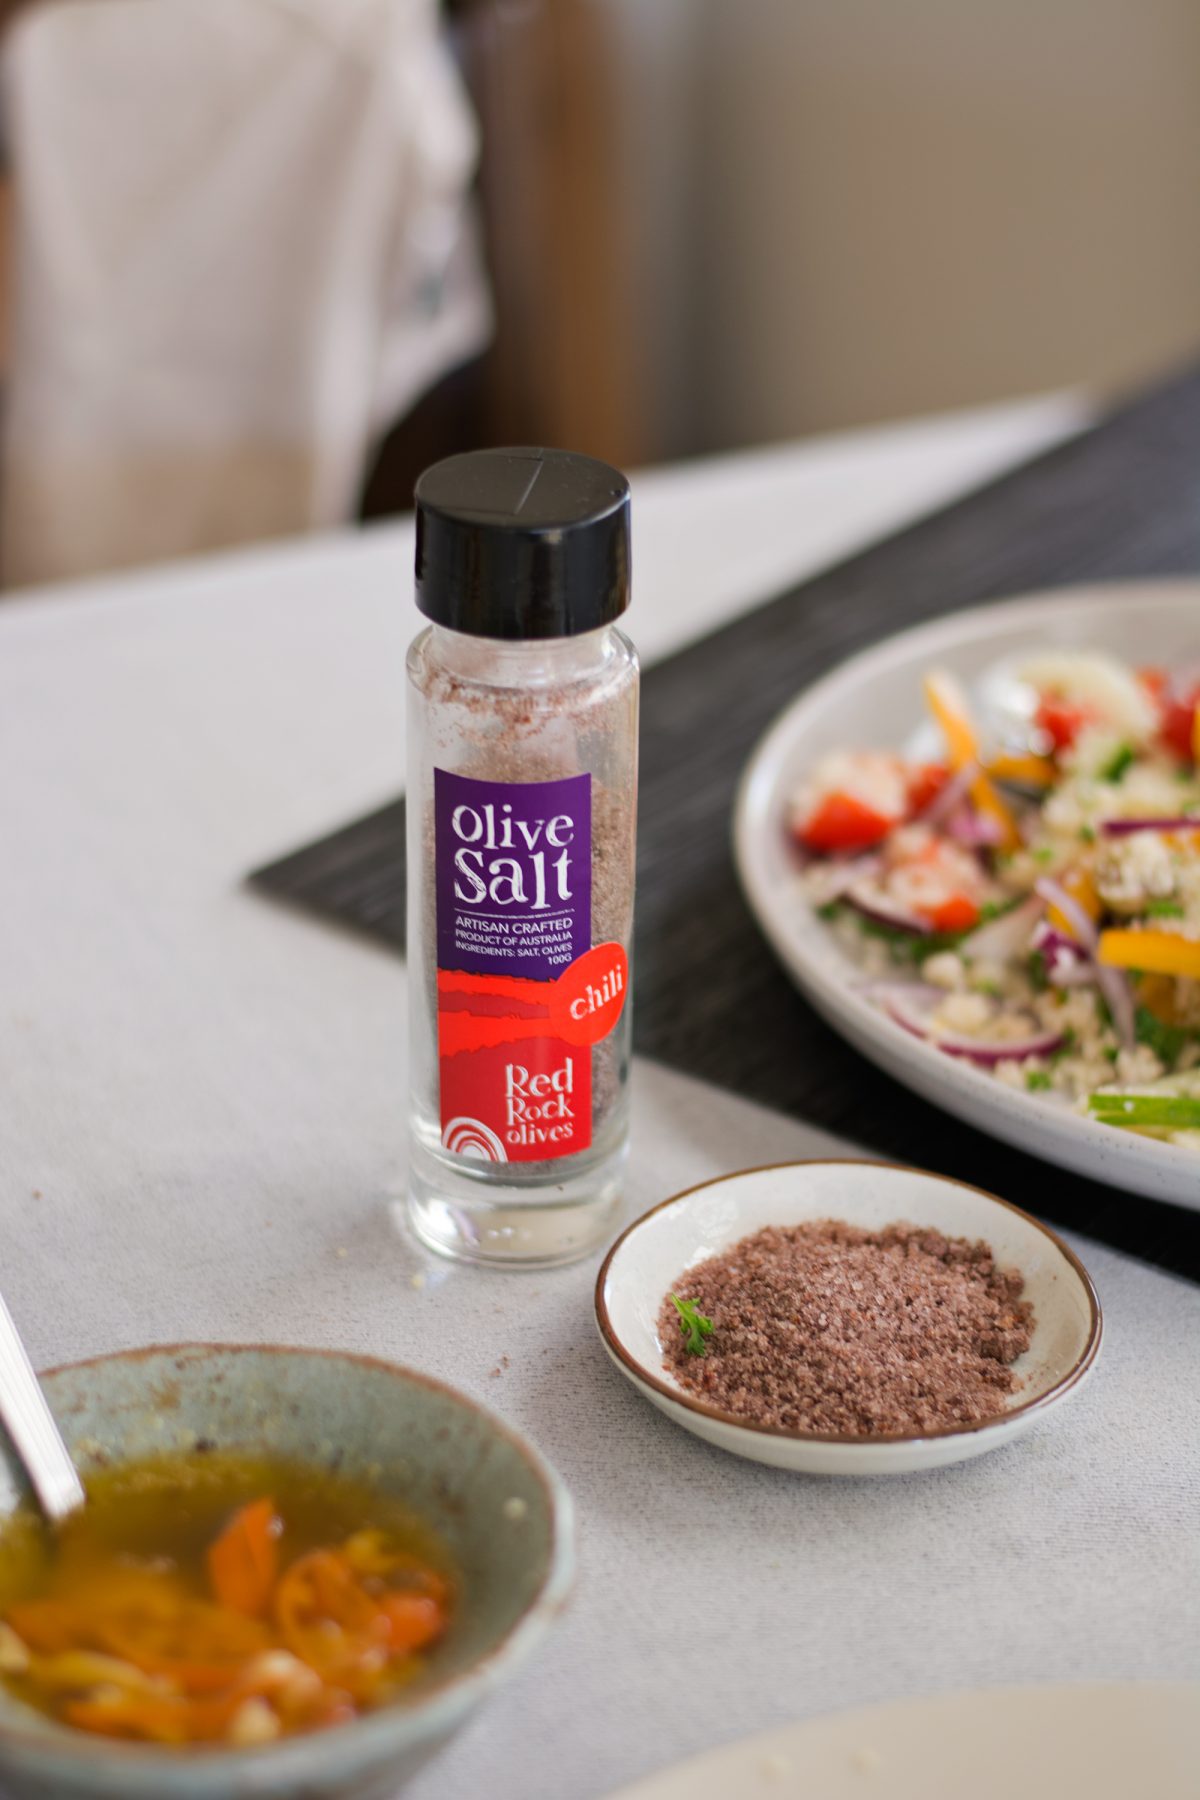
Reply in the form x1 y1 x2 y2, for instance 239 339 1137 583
405 448 638 1266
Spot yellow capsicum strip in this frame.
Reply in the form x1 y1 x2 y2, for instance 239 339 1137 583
987 750 1058 789
1047 867 1102 935
1097 929 1200 980
923 671 1022 852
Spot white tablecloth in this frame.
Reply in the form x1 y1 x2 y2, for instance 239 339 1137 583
5 393 1196 1800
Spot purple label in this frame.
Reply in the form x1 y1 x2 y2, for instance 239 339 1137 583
434 770 592 982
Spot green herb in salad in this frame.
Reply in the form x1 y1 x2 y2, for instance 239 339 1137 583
913 935 975 964
1079 823 1097 843
669 1294 714 1356
978 897 1022 924
838 907 967 965
1028 948 1049 993
1145 899 1185 919
1025 1071 1052 1091
1099 743 1135 783
1134 1006 1198 1066
1088 1094 1200 1131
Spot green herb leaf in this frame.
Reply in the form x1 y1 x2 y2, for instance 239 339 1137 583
1028 948 1049 992
1134 1005 1197 1066
1033 847 1055 866
978 896 1021 924
911 932 969 964
1079 823 1097 843
846 913 963 964
669 1293 714 1356
1145 899 1185 919
1099 743 1135 783
1025 1071 1052 1091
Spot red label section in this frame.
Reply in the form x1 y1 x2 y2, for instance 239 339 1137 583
439 1038 592 1164
436 944 627 1164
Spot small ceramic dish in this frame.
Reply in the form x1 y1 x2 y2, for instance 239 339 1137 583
0 1345 573 1800
595 1161 1101 1476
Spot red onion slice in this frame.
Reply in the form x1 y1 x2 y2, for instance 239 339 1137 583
843 882 932 937
959 894 1044 962
803 852 883 907
1095 962 1136 1050
1033 876 1134 1042
863 980 944 1031
1049 962 1095 990
1031 920 1095 987
867 981 1068 1066
919 763 975 827
944 807 1006 848
931 1028 1068 1066
1034 876 1100 952
1101 816 1200 837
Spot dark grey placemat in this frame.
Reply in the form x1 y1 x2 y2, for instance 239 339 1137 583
253 366 1200 1281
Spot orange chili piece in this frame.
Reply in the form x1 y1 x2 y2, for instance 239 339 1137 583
207 1497 281 1618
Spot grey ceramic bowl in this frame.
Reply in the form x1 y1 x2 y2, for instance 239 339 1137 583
0 1344 573 1800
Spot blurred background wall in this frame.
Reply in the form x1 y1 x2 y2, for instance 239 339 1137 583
385 0 1200 488
679 0 1200 453
2 0 1199 578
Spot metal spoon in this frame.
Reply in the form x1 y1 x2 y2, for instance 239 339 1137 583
0 1291 85 1520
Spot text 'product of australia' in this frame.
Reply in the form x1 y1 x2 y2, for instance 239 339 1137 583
435 770 628 1163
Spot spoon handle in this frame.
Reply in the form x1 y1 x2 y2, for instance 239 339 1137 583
0 1293 85 1521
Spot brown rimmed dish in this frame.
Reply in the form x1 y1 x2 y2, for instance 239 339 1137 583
595 1160 1102 1476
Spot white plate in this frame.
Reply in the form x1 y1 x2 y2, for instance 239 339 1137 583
734 581 1200 1209
604 1683 1199 1799
595 1161 1101 1476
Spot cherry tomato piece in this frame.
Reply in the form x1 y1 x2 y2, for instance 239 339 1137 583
1160 687 1200 763
906 763 951 815
924 894 981 934
798 792 897 853
1035 696 1094 753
